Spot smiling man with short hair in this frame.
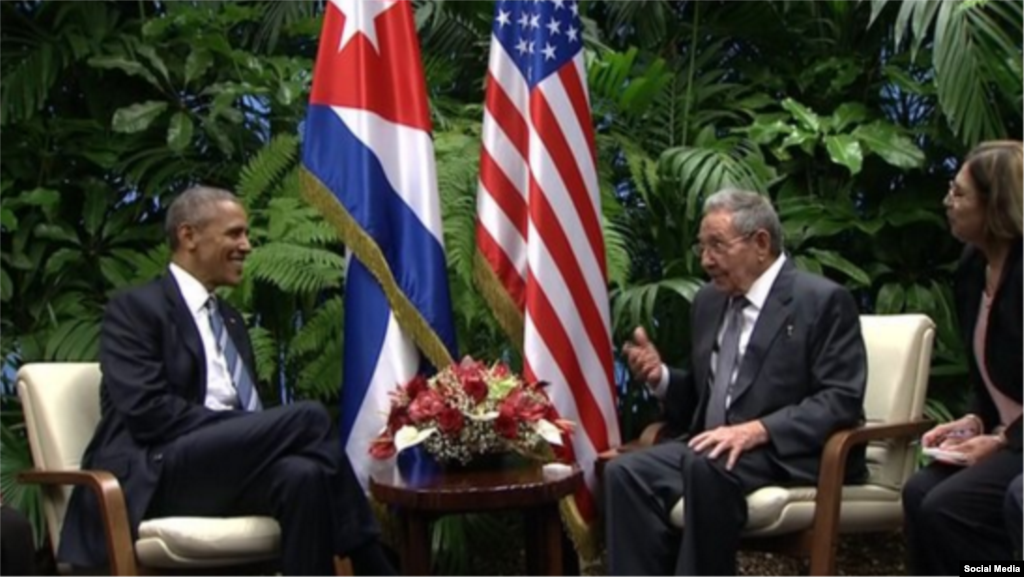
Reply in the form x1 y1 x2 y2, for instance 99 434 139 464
58 186 395 576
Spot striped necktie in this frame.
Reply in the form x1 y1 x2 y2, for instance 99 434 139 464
705 296 748 429
207 297 262 411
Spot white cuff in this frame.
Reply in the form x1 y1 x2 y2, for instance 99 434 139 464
650 363 670 399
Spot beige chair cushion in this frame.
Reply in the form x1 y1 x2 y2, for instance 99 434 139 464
136 516 280 568
669 484 902 534
666 314 934 537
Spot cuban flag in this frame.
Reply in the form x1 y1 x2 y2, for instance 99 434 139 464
301 0 457 487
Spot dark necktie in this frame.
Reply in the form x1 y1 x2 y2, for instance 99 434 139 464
207 297 262 411
705 296 748 429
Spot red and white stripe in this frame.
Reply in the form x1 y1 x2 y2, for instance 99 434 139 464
475 31 620 522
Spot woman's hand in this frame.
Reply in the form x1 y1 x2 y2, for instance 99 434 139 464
945 434 1006 466
922 414 983 448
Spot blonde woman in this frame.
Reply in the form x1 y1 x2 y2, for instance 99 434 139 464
903 141 1023 574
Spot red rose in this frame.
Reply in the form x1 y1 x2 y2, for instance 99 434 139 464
408 389 445 422
495 405 519 439
405 374 428 399
369 437 396 459
501 388 546 422
438 407 465 434
462 374 487 404
387 406 410 432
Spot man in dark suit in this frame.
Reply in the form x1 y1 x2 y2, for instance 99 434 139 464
605 188 868 575
59 186 394 575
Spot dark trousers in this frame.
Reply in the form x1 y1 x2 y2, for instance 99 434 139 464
1 505 36 575
1007 474 1023 555
903 449 1022 575
147 401 380 576
604 441 784 576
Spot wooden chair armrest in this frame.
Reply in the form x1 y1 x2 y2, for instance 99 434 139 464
805 419 933 573
639 421 668 446
595 421 670 478
19 469 139 575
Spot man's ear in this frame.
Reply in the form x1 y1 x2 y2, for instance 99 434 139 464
178 223 197 250
754 229 772 252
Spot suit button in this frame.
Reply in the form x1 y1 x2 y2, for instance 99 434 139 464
153 453 163 462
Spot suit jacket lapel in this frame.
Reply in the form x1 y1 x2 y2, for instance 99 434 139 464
161 273 208 398
729 260 795 406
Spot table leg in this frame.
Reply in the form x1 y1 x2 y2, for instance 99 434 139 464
401 512 432 576
524 505 563 575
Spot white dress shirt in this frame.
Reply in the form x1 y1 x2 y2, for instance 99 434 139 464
651 254 788 404
169 263 239 411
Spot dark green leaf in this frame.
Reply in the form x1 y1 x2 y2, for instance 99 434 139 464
112 101 168 134
184 49 213 86
806 248 872 286
33 224 79 244
135 44 170 84
781 98 821 133
852 122 925 168
88 56 161 88
166 112 195 152
829 102 869 133
876 283 906 314
0 267 12 302
0 208 18 231
824 134 863 175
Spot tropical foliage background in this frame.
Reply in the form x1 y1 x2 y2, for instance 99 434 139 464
1 0 1021 573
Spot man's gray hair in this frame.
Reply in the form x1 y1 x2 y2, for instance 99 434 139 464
703 188 784 255
165 186 240 250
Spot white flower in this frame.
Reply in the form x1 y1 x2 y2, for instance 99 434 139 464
534 419 563 446
464 410 499 421
394 425 437 452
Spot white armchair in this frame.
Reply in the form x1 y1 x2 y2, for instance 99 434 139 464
600 313 936 574
16 363 283 575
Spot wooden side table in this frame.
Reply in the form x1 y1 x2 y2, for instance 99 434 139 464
369 460 582 576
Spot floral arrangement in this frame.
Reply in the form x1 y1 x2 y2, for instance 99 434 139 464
369 357 574 464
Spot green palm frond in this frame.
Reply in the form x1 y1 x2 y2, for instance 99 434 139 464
0 416 44 544
659 142 771 222
602 216 632 290
38 293 103 361
289 296 344 359
243 242 344 295
237 134 299 203
886 0 1021 145
0 2 113 126
609 275 703 335
262 197 340 246
292 310 343 401
248 325 278 385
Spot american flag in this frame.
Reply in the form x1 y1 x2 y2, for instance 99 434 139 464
302 0 457 487
475 0 621 537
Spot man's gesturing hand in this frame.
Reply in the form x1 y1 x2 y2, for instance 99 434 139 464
688 420 769 471
622 327 663 387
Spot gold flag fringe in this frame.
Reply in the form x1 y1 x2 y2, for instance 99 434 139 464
472 248 525 352
560 495 604 572
300 169 454 371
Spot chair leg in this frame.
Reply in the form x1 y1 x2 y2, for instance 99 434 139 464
807 533 837 576
334 555 354 576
